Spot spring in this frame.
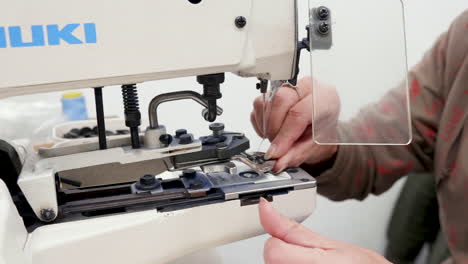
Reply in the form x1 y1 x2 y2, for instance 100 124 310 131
121 84 140 113
121 84 141 149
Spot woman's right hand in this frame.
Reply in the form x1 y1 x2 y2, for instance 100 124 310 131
250 77 340 172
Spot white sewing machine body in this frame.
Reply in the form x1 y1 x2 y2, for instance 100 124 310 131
0 0 320 263
0 0 298 98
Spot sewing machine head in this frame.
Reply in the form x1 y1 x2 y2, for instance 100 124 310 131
0 1 320 263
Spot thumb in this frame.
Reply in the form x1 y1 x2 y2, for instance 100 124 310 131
259 198 337 250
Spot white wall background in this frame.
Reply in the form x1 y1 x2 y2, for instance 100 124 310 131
0 0 466 263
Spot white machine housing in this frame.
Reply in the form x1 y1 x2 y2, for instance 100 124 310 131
0 0 298 98
1 180 316 264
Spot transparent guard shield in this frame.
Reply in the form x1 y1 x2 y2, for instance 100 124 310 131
308 0 411 145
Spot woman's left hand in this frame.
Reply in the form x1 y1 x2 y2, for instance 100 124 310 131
259 198 392 264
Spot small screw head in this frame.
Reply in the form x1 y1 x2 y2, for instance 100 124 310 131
159 134 173 146
316 21 330 35
235 16 247 28
209 123 225 132
136 175 161 190
316 6 330 20
40 208 56 222
240 171 260 179
210 123 225 137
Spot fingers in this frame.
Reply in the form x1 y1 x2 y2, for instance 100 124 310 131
250 112 263 138
272 127 314 172
265 81 312 140
272 126 338 172
259 198 336 250
252 96 266 137
266 94 313 160
264 237 326 264
251 77 313 141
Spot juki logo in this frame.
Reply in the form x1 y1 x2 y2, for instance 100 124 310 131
0 23 97 48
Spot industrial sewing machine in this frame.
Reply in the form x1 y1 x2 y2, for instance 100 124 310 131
0 0 410 263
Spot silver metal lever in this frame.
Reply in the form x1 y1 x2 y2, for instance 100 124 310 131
148 91 223 129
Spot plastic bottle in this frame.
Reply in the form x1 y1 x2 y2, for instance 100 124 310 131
61 92 89 121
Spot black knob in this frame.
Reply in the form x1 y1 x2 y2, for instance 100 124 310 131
179 134 193 145
175 129 187 138
159 134 173 146
183 169 197 178
209 123 225 137
140 174 157 186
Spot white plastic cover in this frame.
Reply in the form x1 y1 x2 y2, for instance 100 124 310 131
308 0 411 145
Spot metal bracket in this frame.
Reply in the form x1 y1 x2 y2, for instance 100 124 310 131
309 6 333 50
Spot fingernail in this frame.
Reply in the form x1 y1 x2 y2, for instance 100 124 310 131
273 163 286 174
259 197 271 209
265 144 277 160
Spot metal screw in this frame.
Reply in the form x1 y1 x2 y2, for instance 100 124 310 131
159 134 173 146
40 208 56 222
240 171 260 179
209 123 225 137
136 174 161 191
316 21 330 36
316 6 330 20
235 16 247 28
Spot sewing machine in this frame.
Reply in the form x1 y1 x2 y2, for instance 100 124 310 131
0 0 411 263
0 1 324 263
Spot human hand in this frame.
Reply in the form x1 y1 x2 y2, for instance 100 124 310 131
259 198 391 264
250 77 340 172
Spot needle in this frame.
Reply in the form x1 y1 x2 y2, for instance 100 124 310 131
257 80 284 153
257 92 267 152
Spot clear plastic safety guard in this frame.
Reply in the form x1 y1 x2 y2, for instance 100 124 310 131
308 0 412 145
